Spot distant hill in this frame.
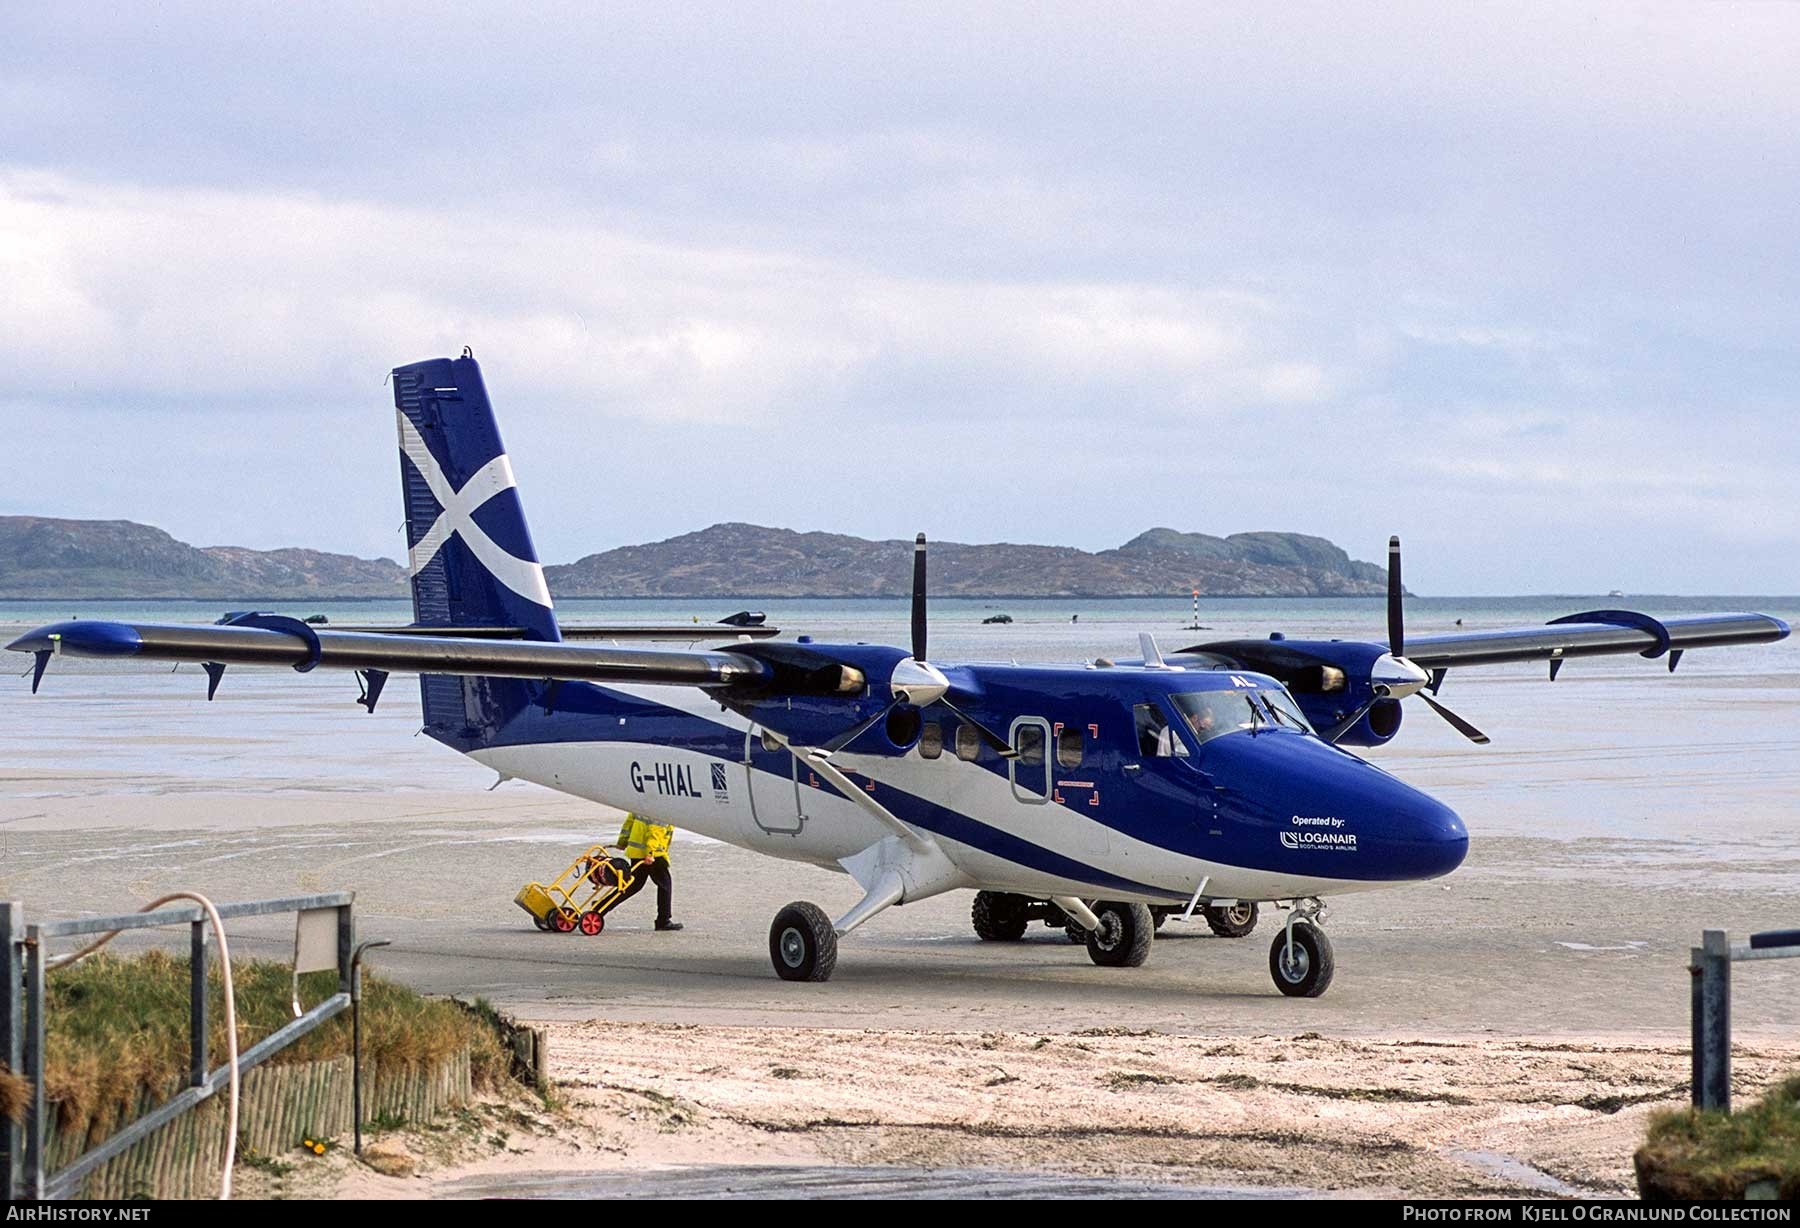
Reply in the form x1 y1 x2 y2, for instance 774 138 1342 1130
0 517 1391 600
0 517 408 599
545 523 1390 598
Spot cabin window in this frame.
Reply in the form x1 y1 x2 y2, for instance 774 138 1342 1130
1056 726 1084 769
1009 717 1052 803
919 721 943 760
955 723 983 762
1134 702 1188 758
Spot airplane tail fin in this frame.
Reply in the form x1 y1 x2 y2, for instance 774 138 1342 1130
391 352 559 741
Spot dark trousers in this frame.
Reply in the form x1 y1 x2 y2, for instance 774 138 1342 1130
616 856 673 923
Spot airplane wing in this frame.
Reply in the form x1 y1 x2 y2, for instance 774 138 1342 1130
5 615 862 699
318 623 780 641
1168 606 1788 746
1397 610 1789 672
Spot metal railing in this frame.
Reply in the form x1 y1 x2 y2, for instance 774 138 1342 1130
1690 925 1800 1112
1 892 356 1199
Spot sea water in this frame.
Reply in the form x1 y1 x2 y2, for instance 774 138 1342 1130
2 595 1797 884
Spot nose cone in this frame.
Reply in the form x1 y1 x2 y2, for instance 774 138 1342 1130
1390 790 1468 881
1204 732 1468 882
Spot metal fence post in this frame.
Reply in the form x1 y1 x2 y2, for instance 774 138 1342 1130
189 920 208 1089
23 931 45 1199
1698 928 1731 1111
336 903 355 996
1 901 22 1201
1689 945 1705 1109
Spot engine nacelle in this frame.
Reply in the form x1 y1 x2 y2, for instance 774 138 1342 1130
1328 697 1404 747
1172 637 1409 747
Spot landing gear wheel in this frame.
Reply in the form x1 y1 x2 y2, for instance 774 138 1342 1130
1204 901 1260 938
578 910 605 936
971 891 1030 942
770 901 838 982
1084 901 1155 968
1269 920 1335 997
551 907 578 933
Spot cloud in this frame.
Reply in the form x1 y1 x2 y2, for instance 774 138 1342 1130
0 170 1332 428
1 5 1797 593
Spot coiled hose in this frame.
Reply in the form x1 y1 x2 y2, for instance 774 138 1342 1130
45 892 241 1199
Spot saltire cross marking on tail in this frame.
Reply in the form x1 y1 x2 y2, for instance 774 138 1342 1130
396 410 553 609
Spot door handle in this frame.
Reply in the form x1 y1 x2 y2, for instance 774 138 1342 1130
1122 763 1143 774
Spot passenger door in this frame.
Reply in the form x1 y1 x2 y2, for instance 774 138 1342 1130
1008 717 1052 803
744 725 806 836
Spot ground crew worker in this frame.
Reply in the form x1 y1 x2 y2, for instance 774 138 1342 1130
613 812 681 931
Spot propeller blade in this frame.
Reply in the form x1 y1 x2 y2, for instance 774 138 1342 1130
939 696 1018 759
1418 691 1490 745
911 532 927 661
1387 534 1404 658
1321 699 1378 745
821 700 900 754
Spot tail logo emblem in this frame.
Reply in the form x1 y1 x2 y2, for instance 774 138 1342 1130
397 412 554 609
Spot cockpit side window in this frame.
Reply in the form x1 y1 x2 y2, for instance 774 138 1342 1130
1133 702 1188 758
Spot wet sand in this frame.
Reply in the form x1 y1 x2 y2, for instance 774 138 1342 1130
3 651 1798 1195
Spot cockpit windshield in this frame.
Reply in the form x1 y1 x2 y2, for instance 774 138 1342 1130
1169 687 1315 746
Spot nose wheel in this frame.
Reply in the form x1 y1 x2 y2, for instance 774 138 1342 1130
1269 901 1334 997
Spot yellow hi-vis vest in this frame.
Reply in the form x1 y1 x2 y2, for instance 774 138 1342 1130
618 814 673 861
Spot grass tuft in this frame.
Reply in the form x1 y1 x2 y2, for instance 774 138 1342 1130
1637 1074 1800 1200
26 950 508 1145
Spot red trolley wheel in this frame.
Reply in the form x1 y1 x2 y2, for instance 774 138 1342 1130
552 907 578 933
579 910 605 936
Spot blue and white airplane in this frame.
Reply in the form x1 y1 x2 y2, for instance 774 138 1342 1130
9 353 1790 996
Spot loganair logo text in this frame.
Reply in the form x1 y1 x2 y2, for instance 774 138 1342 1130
631 761 700 798
1281 815 1356 851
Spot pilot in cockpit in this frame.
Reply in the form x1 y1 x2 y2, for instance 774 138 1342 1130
1185 698 1218 740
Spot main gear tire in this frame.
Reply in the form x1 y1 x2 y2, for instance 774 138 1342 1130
971 891 1030 941
770 901 839 982
1084 901 1155 968
1204 901 1259 938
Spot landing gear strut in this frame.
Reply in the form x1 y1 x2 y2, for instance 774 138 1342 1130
1268 898 1334 997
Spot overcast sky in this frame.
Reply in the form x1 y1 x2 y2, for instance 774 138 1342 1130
2 3 1795 594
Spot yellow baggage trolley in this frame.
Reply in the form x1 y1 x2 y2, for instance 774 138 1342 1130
514 843 644 935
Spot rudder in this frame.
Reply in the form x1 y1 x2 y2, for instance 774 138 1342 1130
391 352 559 742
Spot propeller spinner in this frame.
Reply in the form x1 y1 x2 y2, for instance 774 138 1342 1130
822 533 1013 757
1324 537 1488 745
1376 536 1488 745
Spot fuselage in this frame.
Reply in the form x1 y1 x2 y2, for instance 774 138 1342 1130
453 645 1470 907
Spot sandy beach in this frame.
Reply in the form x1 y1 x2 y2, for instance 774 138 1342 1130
3 629 1798 1195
